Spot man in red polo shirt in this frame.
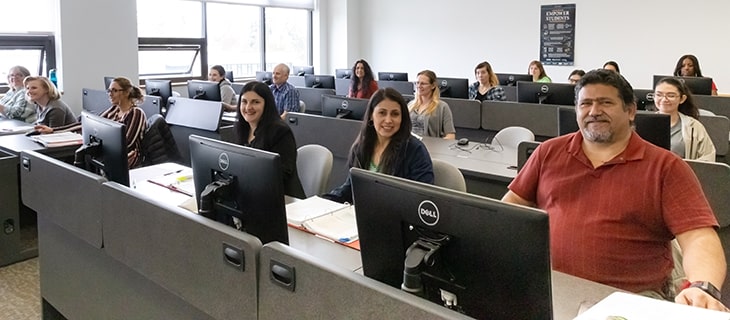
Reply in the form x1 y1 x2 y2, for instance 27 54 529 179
502 69 727 311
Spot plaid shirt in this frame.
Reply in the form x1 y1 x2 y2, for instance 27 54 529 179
468 82 506 101
270 82 300 115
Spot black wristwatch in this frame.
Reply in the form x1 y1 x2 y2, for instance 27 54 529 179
689 281 722 301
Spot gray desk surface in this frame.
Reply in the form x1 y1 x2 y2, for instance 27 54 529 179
421 136 517 182
0 118 34 136
0 132 79 158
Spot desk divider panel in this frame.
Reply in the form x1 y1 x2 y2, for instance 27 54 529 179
334 78 350 96
165 97 224 166
502 86 518 102
82 88 111 115
259 242 472 320
698 114 730 156
101 182 262 320
442 97 481 129
296 87 336 115
286 113 361 191
481 101 561 138
0 150 22 266
694 95 730 119
19 150 106 248
140 94 162 118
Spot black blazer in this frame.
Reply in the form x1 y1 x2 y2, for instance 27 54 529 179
246 119 306 199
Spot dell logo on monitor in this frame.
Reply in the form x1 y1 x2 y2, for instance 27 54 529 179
418 200 439 226
218 152 230 171
341 100 349 109
646 92 654 101
440 80 448 87
540 85 549 93
508 75 515 81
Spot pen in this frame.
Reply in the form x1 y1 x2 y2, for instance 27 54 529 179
163 169 183 176
147 179 194 197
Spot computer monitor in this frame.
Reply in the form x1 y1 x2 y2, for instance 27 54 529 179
292 65 314 76
378 72 409 82
558 107 671 150
224 70 234 82
144 79 172 110
652 75 713 96
82 88 111 115
75 111 129 187
633 88 655 111
495 73 533 86
103 76 115 89
304 74 336 89
378 80 415 96
189 134 288 245
351 168 552 320
436 77 469 99
517 81 576 106
335 68 352 79
256 71 273 85
321 94 369 120
187 80 222 101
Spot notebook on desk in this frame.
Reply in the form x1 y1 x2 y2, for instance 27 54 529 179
286 196 358 243
575 292 730 320
31 132 83 147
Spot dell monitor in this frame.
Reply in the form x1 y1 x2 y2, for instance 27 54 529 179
634 88 655 111
292 65 314 76
304 74 336 89
256 71 273 85
189 134 288 245
82 88 111 115
436 77 469 99
653 75 713 96
378 72 409 82
103 76 115 89
495 73 533 86
335 68 352 79
321 94 369 120
75 111 129 187
558 107 671 150
517 81 576 106
351 168 552 319
187 80 222 102
145 79 172 110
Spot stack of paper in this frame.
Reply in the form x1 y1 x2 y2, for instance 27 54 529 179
146 167 195 197
575 292 730 320
31 132 83 147
286 196 350 226
302 206 358 243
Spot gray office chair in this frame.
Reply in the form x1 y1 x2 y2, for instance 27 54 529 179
297 144 333 197
431 158 467 192
684 159 730 306
699 108 716 116
493 126 535 148
299 100 306 113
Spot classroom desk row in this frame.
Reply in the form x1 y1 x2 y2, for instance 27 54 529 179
20 151 624 319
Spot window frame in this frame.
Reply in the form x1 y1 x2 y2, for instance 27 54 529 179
138 37 207 83
0 33 56 88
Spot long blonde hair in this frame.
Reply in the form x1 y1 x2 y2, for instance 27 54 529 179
409 70 440 115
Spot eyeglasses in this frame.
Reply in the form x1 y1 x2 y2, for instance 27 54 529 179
106 88 124 94
7 74 23 78
654 92 680 100
413 82 432 87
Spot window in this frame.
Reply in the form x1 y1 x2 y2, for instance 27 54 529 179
137 0 312 81
0 34 56 88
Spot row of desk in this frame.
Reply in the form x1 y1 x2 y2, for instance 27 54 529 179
22 150 621 319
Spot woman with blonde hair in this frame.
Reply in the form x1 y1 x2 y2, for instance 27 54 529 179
25 76 76 127
407 70 455 139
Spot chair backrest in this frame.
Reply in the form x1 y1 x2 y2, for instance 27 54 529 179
431 158 466 192
699 109 716 116
299 100 306 113
684 159 730 305
141 114 182 166
493 126 535 148
296 144 334 197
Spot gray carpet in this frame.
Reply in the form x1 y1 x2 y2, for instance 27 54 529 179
0 258 41 319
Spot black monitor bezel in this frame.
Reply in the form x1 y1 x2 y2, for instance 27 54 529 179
351 168 552 319
145 79 172 109
78 111 129 187
189 134 289 245
495 73 533 86
436 77 469 99
378 72 409 82
517 82 576 106
320 94 369 120
187 80 222 102
652 75 713 96
292 65 314 76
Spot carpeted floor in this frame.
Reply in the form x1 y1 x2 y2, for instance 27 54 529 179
0 258 41 319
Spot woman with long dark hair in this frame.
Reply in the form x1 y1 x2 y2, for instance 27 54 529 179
324 87 433 203
348 59 378 99
233 81 305 198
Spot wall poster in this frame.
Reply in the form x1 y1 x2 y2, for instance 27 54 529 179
540 4 575 66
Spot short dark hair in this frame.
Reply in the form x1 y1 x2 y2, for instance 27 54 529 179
575 69 635 108
602 61 620 74
210 65 226 80
569 69 585 77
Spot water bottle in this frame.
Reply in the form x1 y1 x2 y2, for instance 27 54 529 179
49 69 57 87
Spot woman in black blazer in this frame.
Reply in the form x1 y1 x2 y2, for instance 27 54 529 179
233 81 305 199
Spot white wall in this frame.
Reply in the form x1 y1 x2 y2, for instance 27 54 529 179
56 0 139 114
342 0 730 92
317 0 361 74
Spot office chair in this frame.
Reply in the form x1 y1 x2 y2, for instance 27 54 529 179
684 159 730 306
299 100 306 113
699 109 716 116
431 159 467 192
296 144 333 197
493 126 535 148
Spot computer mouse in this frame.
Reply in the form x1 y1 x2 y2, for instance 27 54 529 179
457 138 469 146
25 130 41 137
